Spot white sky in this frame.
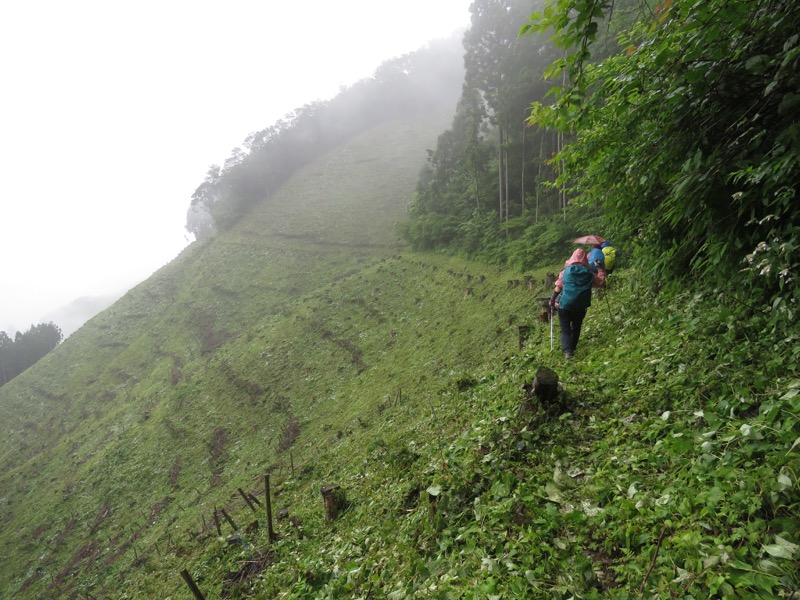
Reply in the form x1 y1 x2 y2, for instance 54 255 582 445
0 0 472 333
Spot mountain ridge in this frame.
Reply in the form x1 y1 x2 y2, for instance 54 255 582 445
1 87 797 600
1 108 537 598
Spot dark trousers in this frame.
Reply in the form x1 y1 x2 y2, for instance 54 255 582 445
558 307 587 353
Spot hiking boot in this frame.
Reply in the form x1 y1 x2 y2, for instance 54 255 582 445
564 351 573 358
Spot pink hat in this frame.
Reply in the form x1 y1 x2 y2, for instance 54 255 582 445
565 248 589 267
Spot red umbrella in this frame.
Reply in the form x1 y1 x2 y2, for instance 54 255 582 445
573 235 605 245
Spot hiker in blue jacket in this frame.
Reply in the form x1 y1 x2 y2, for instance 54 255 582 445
550 248 606 358
588 244 606 273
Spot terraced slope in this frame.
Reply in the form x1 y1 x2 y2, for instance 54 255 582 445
0 110 548 598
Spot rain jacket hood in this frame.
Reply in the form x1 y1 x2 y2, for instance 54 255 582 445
565 248 589 268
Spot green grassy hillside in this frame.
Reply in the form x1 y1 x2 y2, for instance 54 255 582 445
2 108 799 599
0 111 542 599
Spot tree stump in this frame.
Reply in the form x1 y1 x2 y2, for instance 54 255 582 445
321 484 348 520
534 296 552 323
245 520 259 534
544 272 556 288
533 366 559 403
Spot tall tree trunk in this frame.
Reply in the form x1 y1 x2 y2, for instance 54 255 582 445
536 129 546 222
521 120 525 215
504 146 510 225
474 171 480 210
498 127 505 221
504 115 510 226
558 129 566 219
560 64 568 220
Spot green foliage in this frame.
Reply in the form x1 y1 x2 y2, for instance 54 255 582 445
0 322 63 386
187 36 465 238
524 0 800 305
3 4 800 596
0 113 474 599
229 267 799 599
2 102 800 600
396 211 462 250
508 218 571 268
402 0 566 252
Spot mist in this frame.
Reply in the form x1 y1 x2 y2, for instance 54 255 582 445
0 0 472 334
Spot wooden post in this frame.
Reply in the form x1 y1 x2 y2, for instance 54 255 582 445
219 508 238 532
264 475 276 541
321 484 346 520
212 509 221 536
290 452 295 478
238 488 258 513
180 569 207 600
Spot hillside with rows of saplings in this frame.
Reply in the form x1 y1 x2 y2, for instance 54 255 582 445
2 0 800 598
1 120 797 598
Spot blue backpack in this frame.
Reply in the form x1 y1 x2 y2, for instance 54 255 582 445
588 247 605 272
559 265 595 310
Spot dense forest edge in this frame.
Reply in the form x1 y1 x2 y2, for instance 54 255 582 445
0 323 63 387
185 35 465 239
0 0 799 598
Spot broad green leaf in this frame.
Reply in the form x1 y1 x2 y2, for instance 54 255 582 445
779 93 800 116
745 55 770 74
673 567 692 582
781 388 800 400
774 535 798 552
729 560 753 571
758 559 781 573
545 481 564 503
762 535 798 559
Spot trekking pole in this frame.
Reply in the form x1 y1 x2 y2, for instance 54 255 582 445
603 275 613 320
549 304 554 351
